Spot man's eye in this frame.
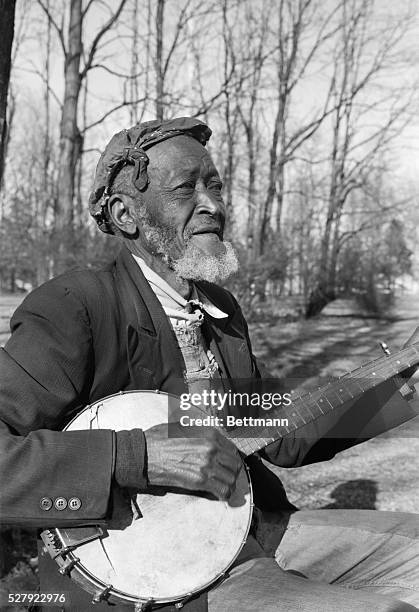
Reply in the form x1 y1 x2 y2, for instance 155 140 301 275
177 181 195 190
208 182 223 191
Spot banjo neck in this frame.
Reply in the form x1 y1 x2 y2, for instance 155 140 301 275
227 341 419 458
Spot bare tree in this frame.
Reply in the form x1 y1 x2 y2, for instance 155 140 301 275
0 0 16 194
129 0 141 124
151 0 225 120
219 0 242 213
306 0 416 316
2 0 418 319
34 0 54 285
235 0 273 252
155 0 165 120
251 0 339 258
36 0 127 271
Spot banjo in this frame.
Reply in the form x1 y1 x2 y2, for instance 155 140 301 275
41 342 419 609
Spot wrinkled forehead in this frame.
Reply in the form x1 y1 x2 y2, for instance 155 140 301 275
147 135 219 185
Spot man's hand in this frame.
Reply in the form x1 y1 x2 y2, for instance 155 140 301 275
144 424 242 500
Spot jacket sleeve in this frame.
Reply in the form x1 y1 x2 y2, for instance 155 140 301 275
0 280 115 527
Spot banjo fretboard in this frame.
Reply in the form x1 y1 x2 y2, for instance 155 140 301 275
228 341 419 457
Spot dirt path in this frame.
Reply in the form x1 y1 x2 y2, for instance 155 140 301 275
249 293 419 511
0 295 22 346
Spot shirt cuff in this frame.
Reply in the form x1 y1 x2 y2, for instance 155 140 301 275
114 429 148 489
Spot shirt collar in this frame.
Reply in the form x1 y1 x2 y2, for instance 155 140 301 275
132 254 228 319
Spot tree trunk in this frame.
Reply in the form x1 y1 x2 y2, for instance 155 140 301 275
305 205 337 318
245 123 256 253
0 0 16 193
223 98 234 212
55 0 82 272
129 0 140 124
252 118 279 258
252 44 287 258
275 157 285 233
305 205 337 317
305 99 343 317
155 0 165 121
36 0 52 286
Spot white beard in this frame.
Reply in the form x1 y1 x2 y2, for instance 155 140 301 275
135 207 239 283
172 240 239 283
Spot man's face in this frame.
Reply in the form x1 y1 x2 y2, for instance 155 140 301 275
131 135 238 282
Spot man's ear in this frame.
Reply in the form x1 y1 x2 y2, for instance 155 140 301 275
108 194 137 235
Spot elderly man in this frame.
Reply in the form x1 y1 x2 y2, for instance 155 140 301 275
1 117 419 612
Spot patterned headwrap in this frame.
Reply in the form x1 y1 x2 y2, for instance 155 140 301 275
88 117 212 234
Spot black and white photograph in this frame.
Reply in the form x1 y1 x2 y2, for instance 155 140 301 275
1 1 419 610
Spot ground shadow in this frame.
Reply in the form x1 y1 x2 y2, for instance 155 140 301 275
322 479 378 509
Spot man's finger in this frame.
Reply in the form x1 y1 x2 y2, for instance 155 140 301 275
208 461 240 487
214 448 242 473
205 477 235 501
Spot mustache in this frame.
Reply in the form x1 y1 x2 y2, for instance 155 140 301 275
184 216 224 239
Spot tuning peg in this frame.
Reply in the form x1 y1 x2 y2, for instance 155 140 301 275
379 341 391 355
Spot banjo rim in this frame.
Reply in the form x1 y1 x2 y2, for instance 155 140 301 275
43 390 253 607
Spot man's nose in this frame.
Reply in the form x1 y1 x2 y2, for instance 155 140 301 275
195 183 224 216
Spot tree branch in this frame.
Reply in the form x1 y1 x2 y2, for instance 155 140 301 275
80 0 127 79
18 64 63 109
36 0 66 54
83 97 147 131
88 62 144 79
81 0 95 20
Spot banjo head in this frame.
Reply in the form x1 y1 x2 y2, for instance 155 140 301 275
43 391 253 607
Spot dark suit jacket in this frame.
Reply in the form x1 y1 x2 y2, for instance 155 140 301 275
1 245 417 530
0 246 285 526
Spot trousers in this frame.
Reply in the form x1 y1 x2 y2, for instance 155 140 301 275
208 509 419 611
38 509 419 611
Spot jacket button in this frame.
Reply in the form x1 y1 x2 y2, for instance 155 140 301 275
54 497 67 511
40 497 53 511
68 497 82 511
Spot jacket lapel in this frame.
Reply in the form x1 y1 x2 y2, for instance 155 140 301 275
196 284 255 380
114 248 255 393
204 316 254 380
115 247 186 394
